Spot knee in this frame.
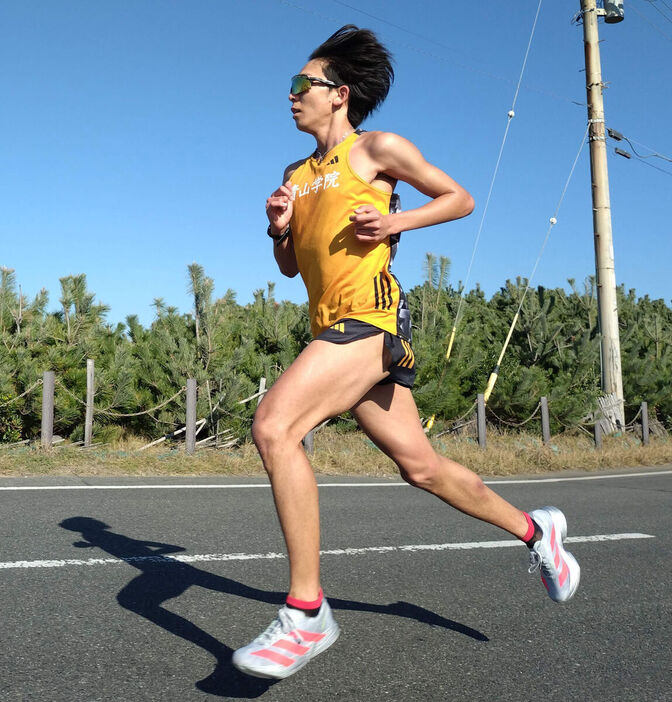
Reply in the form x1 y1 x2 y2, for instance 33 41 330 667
400 454 488 497
398 453 443 491
251 411 301 473
251 414 278 462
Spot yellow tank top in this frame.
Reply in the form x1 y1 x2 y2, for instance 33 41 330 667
289 132 409 339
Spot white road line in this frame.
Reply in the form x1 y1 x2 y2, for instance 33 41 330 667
0 470 669 491
484 470 672 484
0 533 653 570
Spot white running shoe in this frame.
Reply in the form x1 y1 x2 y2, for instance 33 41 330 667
528 506 581 603
232 599 340 679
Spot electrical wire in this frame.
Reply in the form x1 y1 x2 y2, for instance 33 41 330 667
275 0 584 107
421 1 545 429
635 160 672 176
643 0 672 24
482 123 590 403
444 0 544 365
608 130 672 176
613 151 672 177
629 1 672 41
622 135 672 162
330 0 466 54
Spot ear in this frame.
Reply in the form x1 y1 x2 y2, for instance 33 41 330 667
333 83 349 107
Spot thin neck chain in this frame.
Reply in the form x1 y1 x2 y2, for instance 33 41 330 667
314 130 354 163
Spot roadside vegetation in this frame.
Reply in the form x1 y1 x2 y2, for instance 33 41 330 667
1 258 670 477
0 426 669 477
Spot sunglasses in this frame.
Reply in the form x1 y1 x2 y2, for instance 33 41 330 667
290 74 340 95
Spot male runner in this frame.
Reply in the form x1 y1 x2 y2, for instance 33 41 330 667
232 25 580 680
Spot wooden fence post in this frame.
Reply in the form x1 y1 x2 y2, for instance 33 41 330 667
477 394 486 449
84 359 94 448
186 379 197 455
540 396 551 446
41 371 55 449
303 429 314 455
257 377 266 406
594 421 603 449
641 401 649 446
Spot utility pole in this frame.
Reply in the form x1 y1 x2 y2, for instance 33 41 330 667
580 0 625 428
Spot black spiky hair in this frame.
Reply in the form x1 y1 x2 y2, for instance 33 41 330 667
309 25 394 128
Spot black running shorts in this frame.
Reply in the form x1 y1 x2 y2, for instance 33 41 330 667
315 318 416 389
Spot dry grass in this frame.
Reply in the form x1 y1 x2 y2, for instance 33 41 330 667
1 427 670 478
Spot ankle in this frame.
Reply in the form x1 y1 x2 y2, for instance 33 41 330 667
286 588 324 617
521 511 542 548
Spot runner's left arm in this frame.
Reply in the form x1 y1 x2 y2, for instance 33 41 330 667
349 132 474 243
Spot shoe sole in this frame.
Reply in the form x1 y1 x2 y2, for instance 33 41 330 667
534 506 581 603
233 624 341 680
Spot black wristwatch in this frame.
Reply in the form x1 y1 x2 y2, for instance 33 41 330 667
267 224 291 246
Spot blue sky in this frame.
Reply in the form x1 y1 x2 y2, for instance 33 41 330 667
1 0 670 327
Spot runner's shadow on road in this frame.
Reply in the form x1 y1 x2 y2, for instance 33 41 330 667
59 517 488 699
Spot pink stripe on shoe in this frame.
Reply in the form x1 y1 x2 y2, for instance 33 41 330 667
550 525 562 568
275 639 310 655
296 629 326 643
558 560 569 587
251 649 296 667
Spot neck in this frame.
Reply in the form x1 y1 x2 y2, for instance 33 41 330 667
313 120 355 159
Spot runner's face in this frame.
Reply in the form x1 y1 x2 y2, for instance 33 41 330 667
289 60 340 133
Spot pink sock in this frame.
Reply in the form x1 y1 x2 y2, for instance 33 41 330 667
286 588 323 611
522 512 536 543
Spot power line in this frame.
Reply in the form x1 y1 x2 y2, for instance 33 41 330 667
643 0 672 24
625 136 672 162
609 128 672 162
444 0 544 365
627 154 672 176
275 0 585 107
636 159 672 176
609 144 672 176
330 0 467 55
629 1 672 40
607 128 672 175
482 124 590 403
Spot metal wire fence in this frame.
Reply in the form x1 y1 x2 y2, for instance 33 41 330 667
0 364 666 454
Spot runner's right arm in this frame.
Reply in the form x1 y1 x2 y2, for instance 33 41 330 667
266 163 301 278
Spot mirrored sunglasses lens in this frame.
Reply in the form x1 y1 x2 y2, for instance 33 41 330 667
291 75 311 95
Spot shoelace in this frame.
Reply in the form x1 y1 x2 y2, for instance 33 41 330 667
528 549 542 574
254 608 301 646
528 548 555 577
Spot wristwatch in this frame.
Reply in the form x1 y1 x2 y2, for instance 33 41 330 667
267 224 291 246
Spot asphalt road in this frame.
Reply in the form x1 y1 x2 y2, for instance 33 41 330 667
0 468 670 702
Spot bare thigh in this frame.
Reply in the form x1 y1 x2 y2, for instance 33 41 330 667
254 333 392 445
350 383 436 476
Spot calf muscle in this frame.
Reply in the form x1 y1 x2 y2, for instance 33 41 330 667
352 384 529 539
